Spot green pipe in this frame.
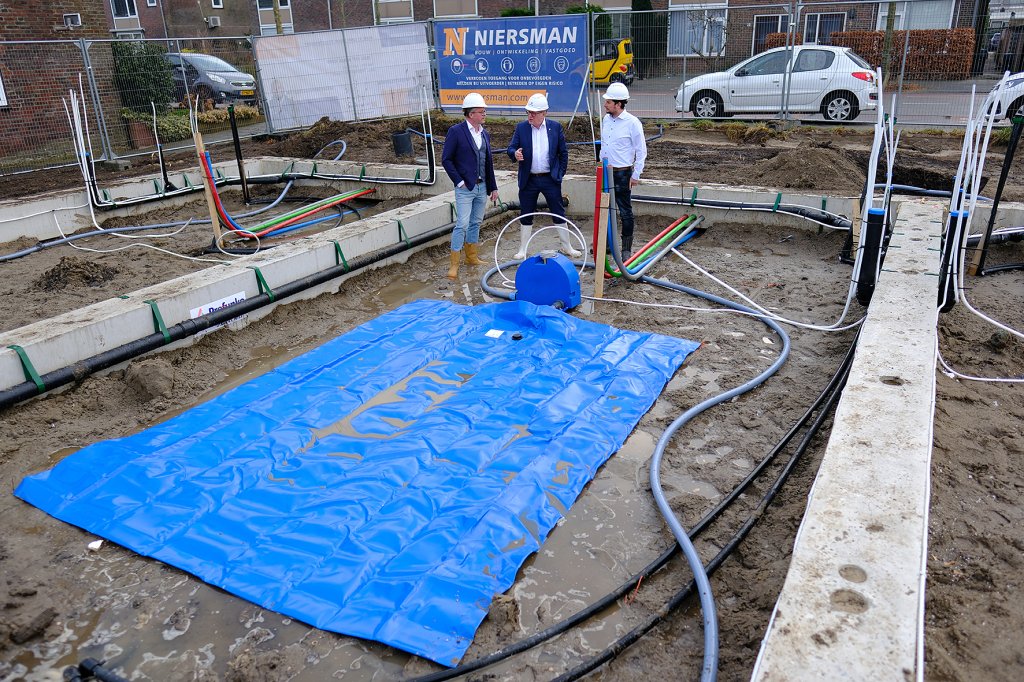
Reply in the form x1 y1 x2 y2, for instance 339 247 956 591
605 214 697 277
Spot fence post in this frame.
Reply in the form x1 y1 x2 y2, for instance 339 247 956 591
340 28 359 121
893 4 913 123
250 36 274 133
80 38 117 162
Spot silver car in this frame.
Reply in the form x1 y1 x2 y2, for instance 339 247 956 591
164 52 258 107
675 45 878 121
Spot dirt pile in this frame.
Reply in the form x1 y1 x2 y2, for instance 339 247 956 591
751 146 867 190
31 256 123 291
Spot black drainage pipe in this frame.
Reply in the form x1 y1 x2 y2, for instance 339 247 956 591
0 203 516 411
937 209 967 312
976 115 1024 275
856 207 886 306
632 193 852 230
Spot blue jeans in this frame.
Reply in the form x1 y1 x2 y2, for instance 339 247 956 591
452 183 486 251
518 172 565 226
612 168 634 240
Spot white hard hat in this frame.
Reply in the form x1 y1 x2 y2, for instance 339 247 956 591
462 92 487 109
525 93 549 112
602 82 630 100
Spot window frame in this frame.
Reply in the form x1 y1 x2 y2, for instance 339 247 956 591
212 0 223 9
257 0 290 8
432 0 478 20
751 14 786 55
803 12 846 45
259 22 294 35
111 0 139 19
0 72 7 107
666 3 727 58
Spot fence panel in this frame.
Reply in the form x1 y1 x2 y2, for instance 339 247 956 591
0 40 91 176
87 37 268 159
253 24 432 132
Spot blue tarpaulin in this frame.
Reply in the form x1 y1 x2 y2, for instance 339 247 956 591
16 300 699 665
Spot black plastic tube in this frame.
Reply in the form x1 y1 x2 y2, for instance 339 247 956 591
937 210 967 312
77 658 131 682
228 105 251 205
976 115 1024 274
0 203 515 411
632 193 852 230
856 207 886 306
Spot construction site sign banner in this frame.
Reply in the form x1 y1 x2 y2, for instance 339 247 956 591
434 15 588 114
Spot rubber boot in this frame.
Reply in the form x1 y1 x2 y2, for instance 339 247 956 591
621 235 633 260
514 224 532 260
558 228 583 259
464 242 484 266
447 250 460 279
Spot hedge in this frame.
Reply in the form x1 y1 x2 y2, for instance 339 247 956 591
764 29 975 80
832 29 975 80
764 33 802 50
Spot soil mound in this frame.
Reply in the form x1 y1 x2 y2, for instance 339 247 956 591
752 147 865 191
32 256 123 291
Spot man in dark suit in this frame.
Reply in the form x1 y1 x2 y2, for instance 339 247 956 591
506 93 581 260
441 92 499 280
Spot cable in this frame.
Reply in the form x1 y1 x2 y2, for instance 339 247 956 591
671 249 864 332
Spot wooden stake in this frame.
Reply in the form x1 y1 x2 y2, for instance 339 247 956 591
593 166 610 299
193 125 223 242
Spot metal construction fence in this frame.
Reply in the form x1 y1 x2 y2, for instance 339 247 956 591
0 2 1017 178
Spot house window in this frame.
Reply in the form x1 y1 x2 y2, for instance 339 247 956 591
115 31 145 39
433 0 477 19
606 9 632 40
112 0 138 19
212 0 223 8
147 0 157 7
257 0 289 8
667 4 726 57
804 13 845 45
0 72 8 107
752 14 786 54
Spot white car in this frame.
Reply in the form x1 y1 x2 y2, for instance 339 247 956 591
993 72 1024 120
675 45 878 122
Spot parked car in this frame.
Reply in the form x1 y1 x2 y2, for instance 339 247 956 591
590 38 635 86
675 45 878 122
993 72 1024 120
163 52 258 107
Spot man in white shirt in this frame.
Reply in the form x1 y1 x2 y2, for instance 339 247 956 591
599 82 647 258
506 93 579 260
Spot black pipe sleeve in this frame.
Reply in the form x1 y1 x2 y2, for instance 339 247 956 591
856 208 885 305
228 105 251 205
632 193 852 229
976 115 1024 273
0 203 515 411
77 659 131 682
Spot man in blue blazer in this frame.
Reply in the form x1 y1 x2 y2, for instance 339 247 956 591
506 93 581 260
441 92 499 279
